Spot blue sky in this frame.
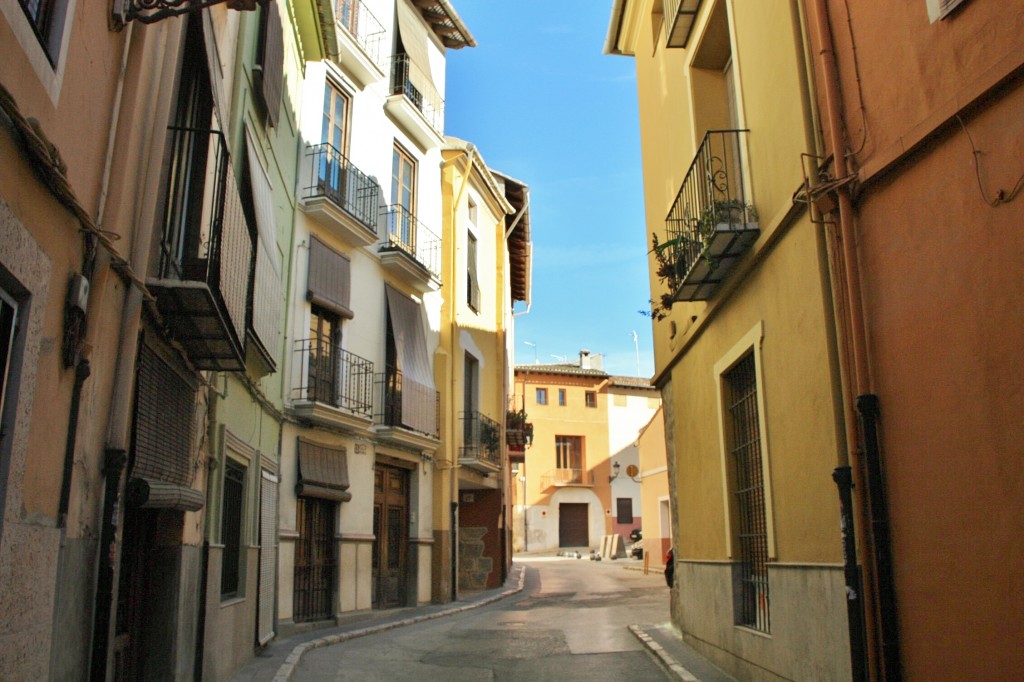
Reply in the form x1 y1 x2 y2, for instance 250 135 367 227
444 1 656 378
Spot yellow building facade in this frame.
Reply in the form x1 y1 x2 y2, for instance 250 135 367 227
607 1 851 678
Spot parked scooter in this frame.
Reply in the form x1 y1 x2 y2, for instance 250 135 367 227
628 528 643 559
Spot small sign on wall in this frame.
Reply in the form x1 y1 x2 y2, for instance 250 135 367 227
462 493 475 503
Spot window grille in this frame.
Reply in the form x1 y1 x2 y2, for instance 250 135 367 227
221 459 245 598
725 353 770 632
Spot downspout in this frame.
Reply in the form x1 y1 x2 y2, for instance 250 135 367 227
805 1 900 680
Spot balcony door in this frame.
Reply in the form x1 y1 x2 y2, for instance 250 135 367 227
556 435 583 483
309 305 340 405
391 145 416 248
463 353 478 444
319 82 350 199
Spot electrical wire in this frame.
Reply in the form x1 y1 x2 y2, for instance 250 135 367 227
956 114 1024 207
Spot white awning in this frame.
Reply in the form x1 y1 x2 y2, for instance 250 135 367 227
385 285 437 434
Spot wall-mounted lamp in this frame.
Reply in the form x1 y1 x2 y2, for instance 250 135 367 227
420 453 432 474
609 461 621 482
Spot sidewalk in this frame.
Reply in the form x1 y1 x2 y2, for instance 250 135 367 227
230 564 527 682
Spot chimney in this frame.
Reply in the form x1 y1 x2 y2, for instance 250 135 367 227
579 349 591 369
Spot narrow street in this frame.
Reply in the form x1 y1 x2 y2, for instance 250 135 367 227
293 556 673 681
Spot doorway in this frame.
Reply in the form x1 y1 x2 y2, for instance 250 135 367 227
558 503 589 548
373 464 409 608
293 497 336 622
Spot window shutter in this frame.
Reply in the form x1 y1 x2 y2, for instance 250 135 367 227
258 471 278 644
246 132 282 365
256 0 284 127
307 236 353 318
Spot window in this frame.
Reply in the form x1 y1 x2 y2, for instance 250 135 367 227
221 459 246 599
466 231 480 311
616 498 633 524
585 391 597 408
535 388 548 405
391 144 417 247
254 0 284 127
555 436 582 470
467 196 478 225
724 352 770 632
17 0 69 65
0 288 17 453
558 388 566 406
322 81 350 153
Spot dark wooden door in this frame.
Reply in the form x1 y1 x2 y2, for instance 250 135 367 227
373 464 409 608
294 497 336 622
113 509 156 681
559 503 589 548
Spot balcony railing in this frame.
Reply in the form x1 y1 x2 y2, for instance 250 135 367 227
292 338 373 416
381 204 442 280
389 54 444 136
302 142 381 236
661 129 759 302
374 366 439 437
540 468 595 489
149 126 253 371
459 411 501 470
336 0 386 69
506 395 533 451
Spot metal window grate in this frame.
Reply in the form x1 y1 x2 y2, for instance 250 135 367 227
726 353 770 632
220 460 245 598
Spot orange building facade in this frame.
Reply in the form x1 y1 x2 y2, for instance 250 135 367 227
803 0 1024 678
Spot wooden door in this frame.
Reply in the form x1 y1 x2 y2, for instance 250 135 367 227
559 503 589 548
373 464 409 608
294 497 336 622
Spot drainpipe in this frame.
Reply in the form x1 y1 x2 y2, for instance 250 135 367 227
805 1 901 680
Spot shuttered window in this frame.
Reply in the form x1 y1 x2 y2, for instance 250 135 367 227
307 236 352 319
246 132 282 365
296 438 352 502
132 344 196 488
257 471 278 644
255 0 284 127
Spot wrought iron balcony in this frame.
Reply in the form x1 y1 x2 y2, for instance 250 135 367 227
148 126 254 371
335 0 387 83
660 129 759 302
292 338 373 416
379 204 442 289
540 468 595 489
374 366 439 438
386 54 444 146
301 143 381 246
506 395 533 454
459 411 501 472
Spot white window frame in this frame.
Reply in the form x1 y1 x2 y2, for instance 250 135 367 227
0 0 78 104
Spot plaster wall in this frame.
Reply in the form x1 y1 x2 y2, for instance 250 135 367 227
678 560 849 681
202 546 260 682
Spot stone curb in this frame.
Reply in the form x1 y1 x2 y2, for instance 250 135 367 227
628 624 699 682
271 564 528 681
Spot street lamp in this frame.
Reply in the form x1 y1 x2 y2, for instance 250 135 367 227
609 461 621 482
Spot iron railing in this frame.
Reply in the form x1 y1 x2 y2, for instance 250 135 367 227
381 204 442 280
374 366 440 437
336 0 387 69
389 54 444 135
506 394 532 449
540 468 595 489
459 411 501 467
662 129 756 291
153 126 253 368
292 338 374 416
303 142 381 235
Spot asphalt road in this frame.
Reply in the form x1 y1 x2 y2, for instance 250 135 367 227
293 555 674 681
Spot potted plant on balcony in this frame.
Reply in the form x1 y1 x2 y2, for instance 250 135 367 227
506 408 533 447
644 199 758 319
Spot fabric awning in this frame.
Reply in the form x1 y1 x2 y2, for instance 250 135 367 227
395 0 435 92
296 438 352 503
127 477 205 511
384 285 437 434
246 130 283 356
307 236 353 319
